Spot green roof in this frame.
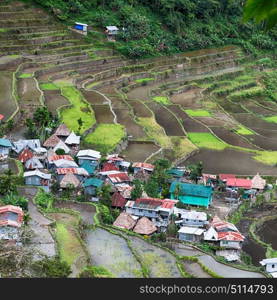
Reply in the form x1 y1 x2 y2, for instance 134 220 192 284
170 181 213 198
83 177 103 188
0 138 12 148
81 161 96 175
166 168 185 177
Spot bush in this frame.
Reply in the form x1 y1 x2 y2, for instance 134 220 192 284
79 266 113 278
32 257 71 278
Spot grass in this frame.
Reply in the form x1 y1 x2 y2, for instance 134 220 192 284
61 86 96 134
152 96 171 105
185 109 211 117
188 132 227 150
135 77 154 83
170 136 197 161
0 28 8 33
18 73 33 78
253 151 277 165
137 117 172 148
40 82 59 90
263 115 277 124
84 124 125 154
55 222 83 266
235 125 254 135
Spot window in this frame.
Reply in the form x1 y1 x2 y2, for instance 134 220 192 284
272 264 275 268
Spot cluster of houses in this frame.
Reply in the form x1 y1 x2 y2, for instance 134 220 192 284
0 122 274 274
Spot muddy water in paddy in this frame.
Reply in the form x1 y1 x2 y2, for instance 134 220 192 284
243 102 275 116
257 219 277 251
245 134 277 151
233 113 277 131
81 89 106 105
170 88 203 108
211 127 260 150
44 90 69 114
183 148 277 175
92 105 114 123
147 102 185 136
128 100 152 117
85 228 143 278
0 71 16 120
121 141 160 162
113 109 146 138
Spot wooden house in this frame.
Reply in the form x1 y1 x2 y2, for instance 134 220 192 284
83 177 104 196
181 210 207 228
178 226 205 242
0 138 12 156
23 169 51 192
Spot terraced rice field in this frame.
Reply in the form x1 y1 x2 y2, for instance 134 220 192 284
85 228 143 278
0 71 16 120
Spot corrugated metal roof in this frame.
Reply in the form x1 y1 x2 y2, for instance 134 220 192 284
18 148 34 163
108 172 130 183
48 155 74 162
170 181 213 198
83 177 104 187
0 138 12 148
101 162 119 172
226 178 252 189
56 168 89 176
55 124 71 137
217 231 244 242
133 162 154 170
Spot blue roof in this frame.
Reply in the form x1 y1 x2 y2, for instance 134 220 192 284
166 168 185 177
0 138 12 148
81 161 96 175
83 177 104 188
170 181 213 198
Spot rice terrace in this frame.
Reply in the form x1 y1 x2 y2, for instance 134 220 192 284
0 0 276 282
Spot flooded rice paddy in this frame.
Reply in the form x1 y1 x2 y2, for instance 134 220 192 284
257 218 277 251
121 141 160 162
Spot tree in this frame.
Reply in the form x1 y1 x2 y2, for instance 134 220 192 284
188 161 203 183
144 178 159 198
77 117 84 133
174 183 181 200
55 148 66 155
243 0 277 30
131 179 143 200
2 192 28 210
97 184 112 207
0 169 17 195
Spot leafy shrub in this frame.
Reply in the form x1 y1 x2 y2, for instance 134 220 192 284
32 257 71 278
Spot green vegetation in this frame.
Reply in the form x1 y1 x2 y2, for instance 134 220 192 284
188 132 227 150
263 115 277 124
228 86 264 101
79 266 114 278
18 73 33 78
40 82 59 90
152 96 170 105
185 109 211 117
26 0 276 58
253 151 277 165
60 86 96 134
235 125 254 135
84 124 125 154
135 77 154 83
32 257 71 278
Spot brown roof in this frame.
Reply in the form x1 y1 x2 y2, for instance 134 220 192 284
43 134 61 148
55 123 71 137
113 212 136 230
111 192 127 208
18 148 33 163
133 217 157 235
60 173 80 188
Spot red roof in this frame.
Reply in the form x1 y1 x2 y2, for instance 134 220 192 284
135 198 163 207
18 148 34 163
219 174 236 181
101 162 119 172
217 231 245 242
48 155 74 162
133 162 154 170
0 114 4 120
108 172 130 183
0 205 24 226
111 192 127 208
226 178 252 189
56 168 78 175
160 199 178 209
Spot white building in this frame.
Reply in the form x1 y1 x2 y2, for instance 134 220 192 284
178 226 205 242
260 258 277 276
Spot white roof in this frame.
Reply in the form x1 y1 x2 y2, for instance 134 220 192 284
53 141 70 154
260 258 277 266
23 169 51 180
33 147 47 153
12 139 41 153
25 157 43 169
119 161 131 168
65 131 80 145
98 170 122 176
75 22 88 26
182 210 207 221
77 149 101 159
106 26 118 31
251 173 266 190
54 159 78 168
125 200 135 208
204 226 218 241
178 226 205 235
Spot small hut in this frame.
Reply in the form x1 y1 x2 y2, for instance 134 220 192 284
133 217 157 235
60 173 80 189
55 124 71 139
251 173 266 190
43 134 61 148
113 212 137 230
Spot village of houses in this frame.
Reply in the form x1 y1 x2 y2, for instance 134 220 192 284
0 122 276 278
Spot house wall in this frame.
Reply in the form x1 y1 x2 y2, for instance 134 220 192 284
84 186 97 196
0 147 10 155
178 232 202 242
183 218 205 227
219 240 241 249
126 207 158 219
265 263 277 273
25 176 41 186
